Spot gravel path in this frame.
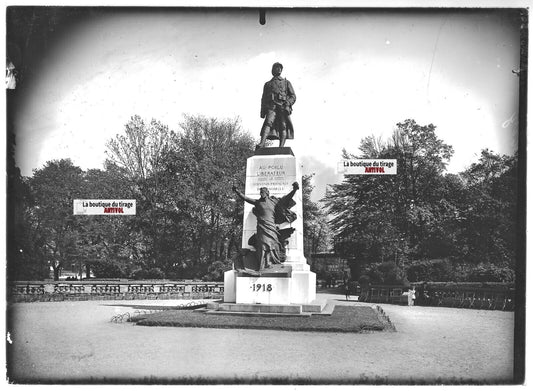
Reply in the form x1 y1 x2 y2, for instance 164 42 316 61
6 294 514 384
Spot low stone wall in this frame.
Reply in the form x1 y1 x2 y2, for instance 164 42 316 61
8 280 224 303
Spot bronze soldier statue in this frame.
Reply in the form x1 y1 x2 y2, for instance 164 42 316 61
257 62 296 149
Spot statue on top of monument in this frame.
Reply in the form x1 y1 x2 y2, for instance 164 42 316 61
232 182 299 270
256 62 296 150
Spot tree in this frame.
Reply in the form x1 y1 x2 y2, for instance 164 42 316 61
74 166 138 279
161 114 255 278
105 115 179 275
324 120 455 283
389 120 454 253
105 114 255 279
459 149 518 268
302 174 331 256
6 129 50 280
6 173 50 281
106 115 173 181
325 120 518 284
28 159 86 280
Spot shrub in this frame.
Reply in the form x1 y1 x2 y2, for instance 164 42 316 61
405 258 455 282
145 267 166 279
91 261 126 278
467 263 515 283
201 259 232 282
361 261 407 285
358 275 371 287
130 267 166 280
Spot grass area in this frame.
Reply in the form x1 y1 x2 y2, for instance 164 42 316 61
130 305 392 333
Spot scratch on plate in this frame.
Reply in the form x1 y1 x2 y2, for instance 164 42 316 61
427 15 449 95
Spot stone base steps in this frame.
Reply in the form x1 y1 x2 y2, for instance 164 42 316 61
303 298 328 313
204 310 312 318
204 298 330 317
312 302 336 316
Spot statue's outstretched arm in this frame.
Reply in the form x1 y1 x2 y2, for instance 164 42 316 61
285 181 299 200
232 185 256 205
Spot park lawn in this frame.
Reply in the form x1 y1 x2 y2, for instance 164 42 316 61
131 305 391 333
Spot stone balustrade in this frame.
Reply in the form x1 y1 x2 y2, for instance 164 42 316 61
8 280 224 302
358 283 515 311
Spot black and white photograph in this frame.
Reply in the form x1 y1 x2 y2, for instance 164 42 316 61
4 2 527 385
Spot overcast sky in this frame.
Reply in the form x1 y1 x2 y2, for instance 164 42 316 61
11 8 521 200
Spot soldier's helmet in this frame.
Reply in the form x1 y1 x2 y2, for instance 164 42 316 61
271 62 283 75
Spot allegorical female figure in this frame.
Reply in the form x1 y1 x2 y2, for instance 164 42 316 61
232 182 299 270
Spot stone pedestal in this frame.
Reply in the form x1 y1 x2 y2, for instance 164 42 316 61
236 275 292 304
223 270 238 303
224 147 316 305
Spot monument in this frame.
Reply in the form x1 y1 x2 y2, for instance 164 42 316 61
221 63 317 310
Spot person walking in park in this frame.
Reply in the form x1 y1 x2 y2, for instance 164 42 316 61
344 281 351 301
